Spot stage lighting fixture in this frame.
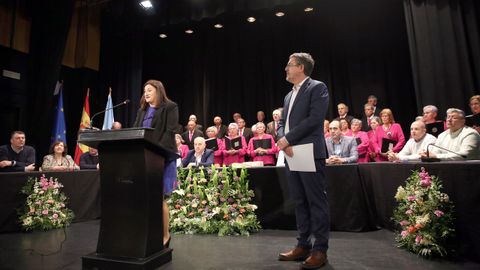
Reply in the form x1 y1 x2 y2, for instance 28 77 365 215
214 24 223 29
247 17 256 23
304 7 314 12
275 12 285 17
159 33 167 38
139 1 153 9
185 29 194 34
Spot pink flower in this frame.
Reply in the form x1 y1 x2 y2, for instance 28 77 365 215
415 235 423 245
434 210 444 217
405 209 413 216
401 230 408 238
407 196 416 201
399 220 410 226
52 213 58 219
42 210 49 215
420 179 431 188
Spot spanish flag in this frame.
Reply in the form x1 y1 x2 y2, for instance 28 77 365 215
74 89 91 165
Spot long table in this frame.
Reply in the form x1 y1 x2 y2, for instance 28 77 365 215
1 162 479 261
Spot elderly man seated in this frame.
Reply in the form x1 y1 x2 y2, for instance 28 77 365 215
388 120 436 162
182 137 214 167
0 131 36 172
325 120 358 164
420 108 480 160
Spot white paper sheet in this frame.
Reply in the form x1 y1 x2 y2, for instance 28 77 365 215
284 143 316 172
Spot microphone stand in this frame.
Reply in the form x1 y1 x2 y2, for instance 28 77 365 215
89 100 130 129
421 143 467 162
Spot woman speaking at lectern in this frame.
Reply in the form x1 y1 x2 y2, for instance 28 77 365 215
133 79 179 248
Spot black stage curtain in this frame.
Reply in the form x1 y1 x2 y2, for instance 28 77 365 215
404 0 480 115
141 0 416 129
26 0 75 162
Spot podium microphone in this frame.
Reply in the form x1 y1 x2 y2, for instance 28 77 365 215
89 99 130 129
422 143 467 162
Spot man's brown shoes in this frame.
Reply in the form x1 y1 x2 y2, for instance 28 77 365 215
301 251 327 269
278 247 310 261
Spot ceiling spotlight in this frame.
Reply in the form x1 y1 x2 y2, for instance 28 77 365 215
214 24 223 29
159 33 167 39
247 17 256 23
139 0 153 9
304 7 314 12
185 29 194 34
275 12 285 17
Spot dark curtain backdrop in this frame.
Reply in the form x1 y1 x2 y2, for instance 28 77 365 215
141 0 416 129
26 0 76 163
404 0 480 116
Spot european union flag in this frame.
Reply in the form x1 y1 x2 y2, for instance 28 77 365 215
52 84 67 144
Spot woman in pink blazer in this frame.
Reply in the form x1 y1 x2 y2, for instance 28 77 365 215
247 122 278 165
222 123 248 165
175 134 189 159
376 109 406 161
347 119 370 163
205 126 225 167
367 116 382 162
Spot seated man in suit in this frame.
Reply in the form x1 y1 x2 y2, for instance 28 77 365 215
325 120 358 164
0 131 36 172
420 108 480 160
80 147 99 170
182 120 204 149
182 137 214 167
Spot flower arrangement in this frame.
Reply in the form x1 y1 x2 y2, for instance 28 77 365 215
168 166 261 236
393 167 454 257
18 175 75 231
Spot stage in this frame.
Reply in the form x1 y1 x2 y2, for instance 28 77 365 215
1 161 480 263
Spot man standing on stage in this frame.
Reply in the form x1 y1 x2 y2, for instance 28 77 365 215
277 52 330 269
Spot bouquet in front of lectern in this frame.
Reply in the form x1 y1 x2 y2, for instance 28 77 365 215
168 166 260 236
393 167 454 257
18 174 74 231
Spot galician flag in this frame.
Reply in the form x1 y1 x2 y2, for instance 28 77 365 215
74 88 91 165
51 81 67 144
102 87 114 130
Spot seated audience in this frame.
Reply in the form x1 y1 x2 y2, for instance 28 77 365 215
361 104 375 132
367 116 382 162
42 141 79 171
388 121 436 162
213 116 227 138
237 118 253 144
376 108 406 161
420 108 480 160
334 103 354 124
175 134 189 159
222 123 247 165
80 147 99 170
346 119 370 163
0 131 36 172
468 95 480 134
267 109 282 142
182 137 214 167
182 120 204 149
247 122 278 165
111 121 122 129
339 118 351 136
325 120 358 164
205 126 225 166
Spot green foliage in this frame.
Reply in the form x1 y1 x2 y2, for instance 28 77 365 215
168 166 261 236
18 175 75 231
392 167 454 257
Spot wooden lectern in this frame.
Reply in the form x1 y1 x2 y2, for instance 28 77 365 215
79 128 177 270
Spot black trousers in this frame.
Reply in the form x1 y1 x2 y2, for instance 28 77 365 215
286 159 329 252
